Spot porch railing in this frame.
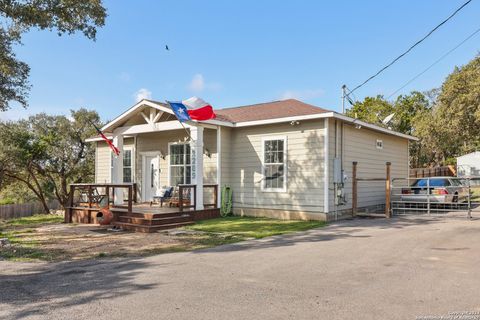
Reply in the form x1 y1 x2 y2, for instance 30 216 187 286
203 184 218 209
65 183 137 223
177 184 218 212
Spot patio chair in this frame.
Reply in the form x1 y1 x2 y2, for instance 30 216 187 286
167 186 191 208
150 186 174 207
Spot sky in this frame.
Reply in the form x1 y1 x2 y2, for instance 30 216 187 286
1 0 480 122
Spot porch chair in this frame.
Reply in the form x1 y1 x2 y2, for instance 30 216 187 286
150 186 174 207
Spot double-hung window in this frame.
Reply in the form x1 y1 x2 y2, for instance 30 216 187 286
123 149 133 183
110 147 134 183
169 143 191 185
262 137 287 192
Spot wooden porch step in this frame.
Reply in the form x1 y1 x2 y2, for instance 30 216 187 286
117 214 193 226
110 210 192 220
112 221 194 233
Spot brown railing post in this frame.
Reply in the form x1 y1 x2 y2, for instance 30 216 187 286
193 185 197 210
112 187 115 205
179 185 184 212
133 183 137 203
214 184 218 208
105 185 110 208
127 184 133 215
386 162 391 218
352 162 358 216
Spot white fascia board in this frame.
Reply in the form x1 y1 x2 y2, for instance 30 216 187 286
114 120 192 135
329 113 419 141
234 113 328 128
101 100 174 132
194 119 234 127
85 136 112 142
232 112 418 141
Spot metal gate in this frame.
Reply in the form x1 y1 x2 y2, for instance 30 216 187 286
391 176 480 218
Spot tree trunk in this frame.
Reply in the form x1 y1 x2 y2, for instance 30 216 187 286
39 197 50 214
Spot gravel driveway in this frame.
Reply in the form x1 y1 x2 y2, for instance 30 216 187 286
1 213 479 320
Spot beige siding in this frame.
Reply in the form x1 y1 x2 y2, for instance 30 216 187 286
95 138 134 183
203 128 218 184
230 119 326 213
95 142 112 183
135 129 217 201
220 127 232 188
94 117 410 216
328 120 409 212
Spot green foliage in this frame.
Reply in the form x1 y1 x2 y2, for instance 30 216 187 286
346 91 431 135
412 55 480 166
346 95 394 126
0 197 14 205
346 52 480 168
346 91 431 167
0 0 107 110
0 109 102 209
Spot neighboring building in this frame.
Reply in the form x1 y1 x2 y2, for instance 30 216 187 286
87 99 416 221
457 151 480 177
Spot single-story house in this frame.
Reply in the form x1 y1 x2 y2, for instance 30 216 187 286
457 151 480 177
86 98 416 222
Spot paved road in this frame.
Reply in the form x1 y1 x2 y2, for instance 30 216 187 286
1 213 480 320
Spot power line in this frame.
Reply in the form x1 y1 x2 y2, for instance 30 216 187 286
348 0 473 95
387 26 480 99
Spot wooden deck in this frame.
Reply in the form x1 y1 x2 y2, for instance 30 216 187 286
65 183 220 233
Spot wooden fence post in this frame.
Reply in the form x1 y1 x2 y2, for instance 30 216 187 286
386 162 391 218
352 162 358 216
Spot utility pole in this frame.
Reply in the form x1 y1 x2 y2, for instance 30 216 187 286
341 84 347 114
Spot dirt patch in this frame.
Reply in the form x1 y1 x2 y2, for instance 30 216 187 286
0 223 226 262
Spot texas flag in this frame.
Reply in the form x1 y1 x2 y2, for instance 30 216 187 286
168 97 216 122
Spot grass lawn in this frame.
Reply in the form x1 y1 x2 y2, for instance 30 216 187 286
0 214 65 262
185 216 325 239
0 214 325 262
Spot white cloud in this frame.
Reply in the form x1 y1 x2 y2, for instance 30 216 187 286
119 72 131 82
134 88 152 102
189 74 205 92
280 88 325 100
188 73 221 93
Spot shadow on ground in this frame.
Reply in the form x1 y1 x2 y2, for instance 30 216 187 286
195 213 478 253
0 258 162 319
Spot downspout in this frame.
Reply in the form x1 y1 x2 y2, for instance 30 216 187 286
334 120 338 220
324 118 330 215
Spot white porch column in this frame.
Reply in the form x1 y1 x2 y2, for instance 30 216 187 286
216 126 222 208
112 134 124 205
190 126 204 210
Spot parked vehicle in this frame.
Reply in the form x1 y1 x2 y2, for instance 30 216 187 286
400 177 469 203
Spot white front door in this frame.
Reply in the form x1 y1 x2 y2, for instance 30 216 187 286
144 156 160 201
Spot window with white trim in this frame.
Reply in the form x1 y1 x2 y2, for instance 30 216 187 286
263 137 286 191
123 149 133 183
170 143 191 185
110 147 134 183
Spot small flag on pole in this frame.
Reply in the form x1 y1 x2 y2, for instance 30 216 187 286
90 121 120 156
168 97 216 122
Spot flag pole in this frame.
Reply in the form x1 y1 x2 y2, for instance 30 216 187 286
180 120 195 142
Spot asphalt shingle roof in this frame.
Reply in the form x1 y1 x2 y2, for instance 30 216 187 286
214 99 330 123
